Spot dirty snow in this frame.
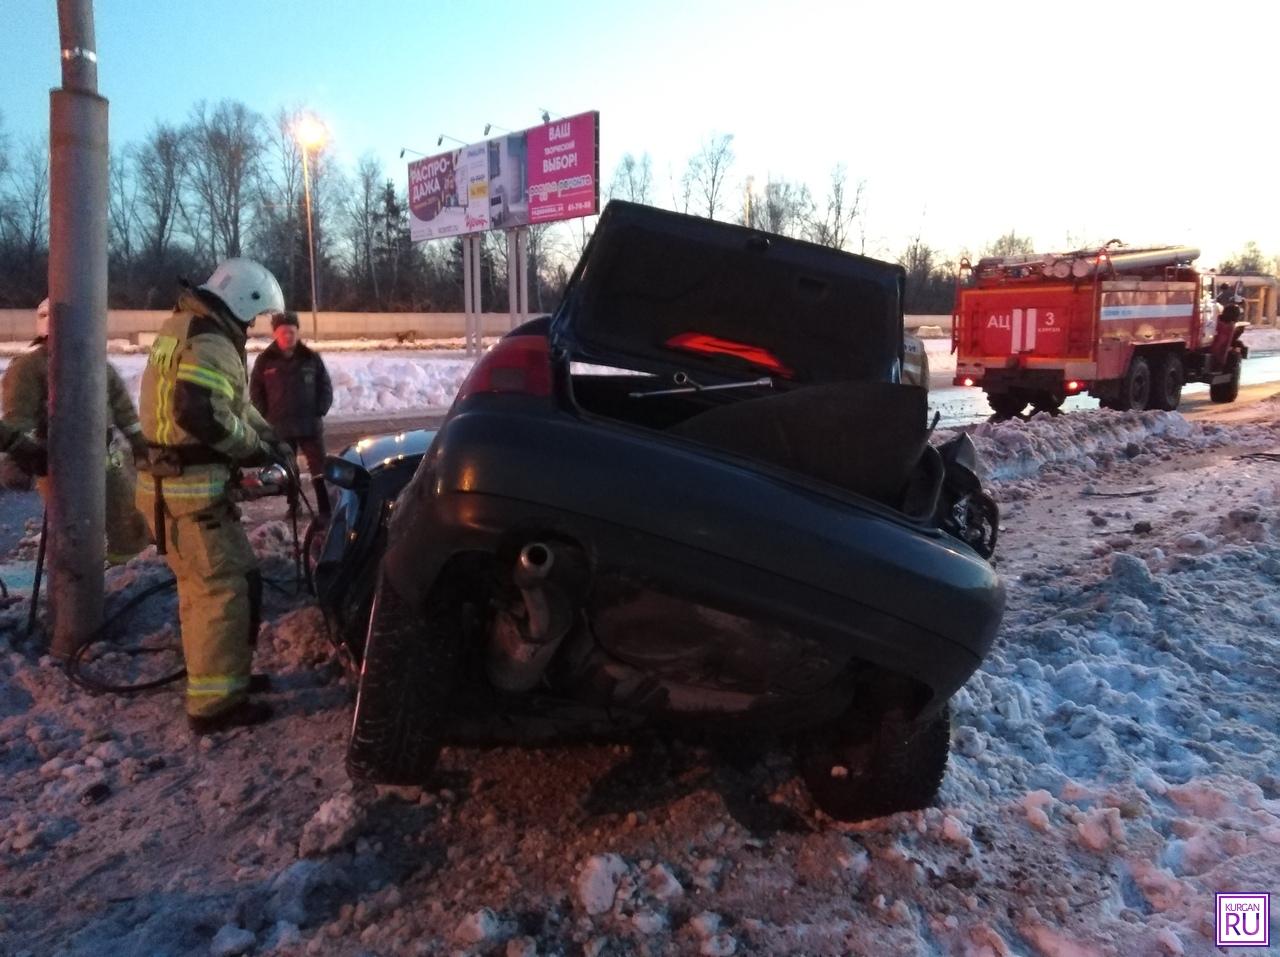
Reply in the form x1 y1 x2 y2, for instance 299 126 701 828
1 396 1279 954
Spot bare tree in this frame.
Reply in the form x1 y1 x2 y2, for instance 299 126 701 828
253 108 308 298
806 163 864 251
4 138 50 267
108 146 140 264
749 178 813 237
135 122 187 264
670 160 696 215
688 133 735 220
344 154 384 306
185 100 264 259
607 152 653 204
984 231 1034 258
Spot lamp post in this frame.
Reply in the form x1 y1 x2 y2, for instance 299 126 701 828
294 114 327 339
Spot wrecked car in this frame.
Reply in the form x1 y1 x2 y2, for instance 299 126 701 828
320 201 1005 822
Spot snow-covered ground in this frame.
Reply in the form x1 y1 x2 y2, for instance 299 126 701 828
0 326 1275 428
1 401 1278 955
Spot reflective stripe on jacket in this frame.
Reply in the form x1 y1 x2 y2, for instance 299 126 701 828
0 339 143 442
138 286 274 515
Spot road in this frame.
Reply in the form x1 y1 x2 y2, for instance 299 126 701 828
927 351 1280 428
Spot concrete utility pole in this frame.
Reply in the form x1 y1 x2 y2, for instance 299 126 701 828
47 0 108 657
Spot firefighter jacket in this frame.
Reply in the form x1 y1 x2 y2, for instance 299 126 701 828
249 341 333 439
137 286 276 516
0 338 145 445
901 333 930 390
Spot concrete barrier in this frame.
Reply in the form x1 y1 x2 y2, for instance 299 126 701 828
0 310 536 344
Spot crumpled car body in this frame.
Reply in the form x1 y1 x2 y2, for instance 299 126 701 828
328 201 1005 822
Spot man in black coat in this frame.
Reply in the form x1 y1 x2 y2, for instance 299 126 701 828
249 311 334 518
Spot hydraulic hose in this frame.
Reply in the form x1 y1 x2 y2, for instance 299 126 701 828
63 480 321 697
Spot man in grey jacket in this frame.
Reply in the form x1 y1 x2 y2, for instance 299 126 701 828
249 311 334 518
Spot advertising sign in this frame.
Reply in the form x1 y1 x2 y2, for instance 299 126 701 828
408 111 599 241
526 112 599 224
408 144 490 242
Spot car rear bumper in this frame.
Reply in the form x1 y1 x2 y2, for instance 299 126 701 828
385 406 1004 705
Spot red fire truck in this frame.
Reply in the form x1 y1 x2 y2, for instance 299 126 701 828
951 244 1249 417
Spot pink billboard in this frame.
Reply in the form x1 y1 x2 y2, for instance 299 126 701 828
525 111 600 224
407 111 599 240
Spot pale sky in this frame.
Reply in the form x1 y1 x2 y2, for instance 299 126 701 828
2 0 1277 268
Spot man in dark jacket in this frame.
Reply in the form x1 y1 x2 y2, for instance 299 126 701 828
249 311 334 518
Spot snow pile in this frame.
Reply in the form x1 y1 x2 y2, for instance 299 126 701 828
324 355 472 417
946 407 1277 483
1 389 1279 953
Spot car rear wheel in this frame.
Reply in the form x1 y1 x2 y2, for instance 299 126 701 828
801 700 951 822
346 569 464 785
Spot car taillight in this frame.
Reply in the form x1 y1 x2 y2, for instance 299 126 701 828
455 334 552 403
963 377 975 387
664 332 793 377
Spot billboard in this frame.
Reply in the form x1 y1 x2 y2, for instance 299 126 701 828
409 111 598 242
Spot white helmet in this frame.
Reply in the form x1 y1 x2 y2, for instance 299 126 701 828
199 258 285 325
35 298 50 338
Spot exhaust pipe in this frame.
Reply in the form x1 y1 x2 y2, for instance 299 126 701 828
487 542 576 693
514 543 555 640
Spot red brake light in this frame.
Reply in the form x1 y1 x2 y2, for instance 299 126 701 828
664 332 792 377
455 334 552 403
963 377 975 387
1067 380 1080 392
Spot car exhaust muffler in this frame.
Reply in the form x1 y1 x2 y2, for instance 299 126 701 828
487 542 575 693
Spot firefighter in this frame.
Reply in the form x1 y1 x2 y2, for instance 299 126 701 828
136 259 291 734
901 331 931 390
0 297 152 563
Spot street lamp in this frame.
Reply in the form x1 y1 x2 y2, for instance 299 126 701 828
294 114 327 339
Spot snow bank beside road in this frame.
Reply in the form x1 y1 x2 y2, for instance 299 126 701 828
2 381 1279 955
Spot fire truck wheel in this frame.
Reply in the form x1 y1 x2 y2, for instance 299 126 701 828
1152 355 1184 411
1029 392 1064 415
986 393 1026 419
1209 353 1242 404
1116 355 1152 412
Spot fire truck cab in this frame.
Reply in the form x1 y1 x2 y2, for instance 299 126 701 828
952 245 1248 417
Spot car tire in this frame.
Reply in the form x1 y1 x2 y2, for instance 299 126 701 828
801 700 951 822
1151 354 1184 411
1113 355 1152 411
1209 353 1241 403
346 570 461 785
986 393 1026 419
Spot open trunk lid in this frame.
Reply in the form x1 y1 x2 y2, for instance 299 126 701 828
551 201 906 385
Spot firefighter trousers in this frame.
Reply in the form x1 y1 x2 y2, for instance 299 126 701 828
36 448 151 564
143 498 262 718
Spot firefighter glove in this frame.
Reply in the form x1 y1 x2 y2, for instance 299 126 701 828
129 434 151 471
8 436 47 477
